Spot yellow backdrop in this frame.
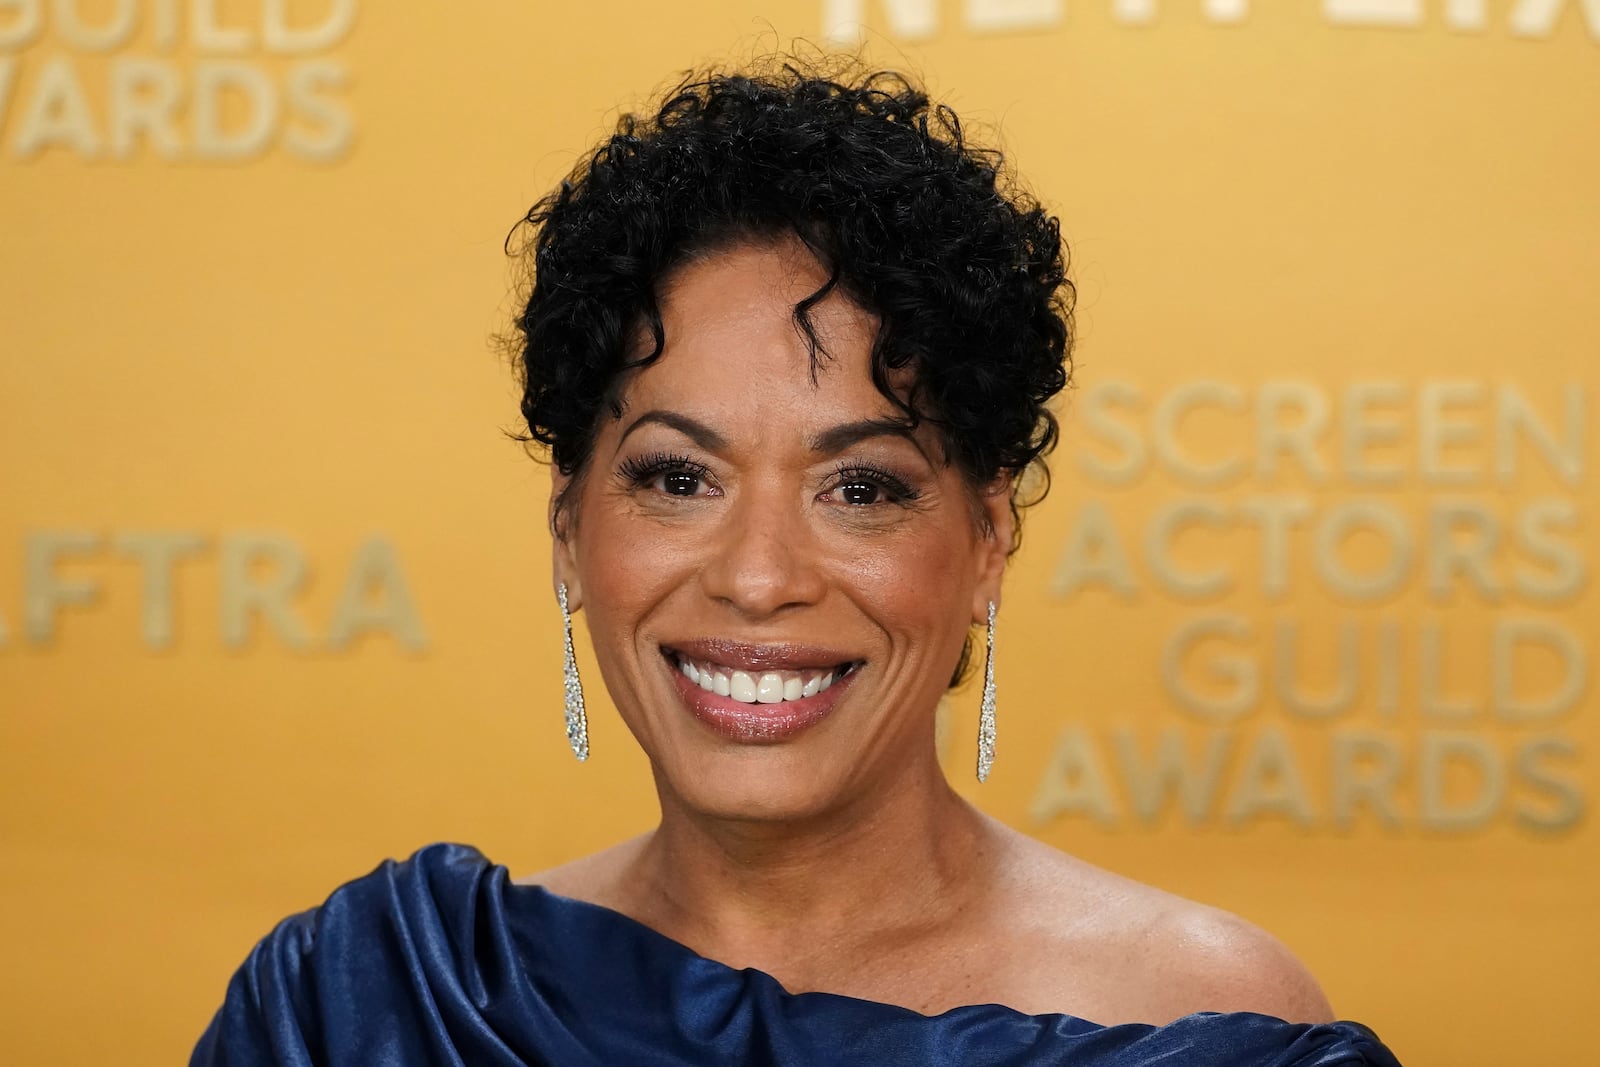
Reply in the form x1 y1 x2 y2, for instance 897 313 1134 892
2 3 1596 1065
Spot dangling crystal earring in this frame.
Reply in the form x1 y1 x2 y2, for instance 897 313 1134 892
976 600 997 783
557 582 589 761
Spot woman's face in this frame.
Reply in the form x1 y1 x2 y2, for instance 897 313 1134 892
555 238 1011 822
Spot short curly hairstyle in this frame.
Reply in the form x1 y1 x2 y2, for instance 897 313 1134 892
510 58 1073 546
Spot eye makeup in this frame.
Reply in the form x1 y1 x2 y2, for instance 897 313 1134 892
614 450 927 507
824 461 923 505
616 451 713 490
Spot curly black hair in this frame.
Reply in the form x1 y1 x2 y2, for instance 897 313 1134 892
510 58 1073 546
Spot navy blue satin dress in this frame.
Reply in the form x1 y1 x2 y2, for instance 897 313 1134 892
192 843 1402 1066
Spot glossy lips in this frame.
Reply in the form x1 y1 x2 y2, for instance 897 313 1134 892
663 640 859 743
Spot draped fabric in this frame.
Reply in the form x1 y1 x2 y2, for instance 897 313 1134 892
192 843 1402 1066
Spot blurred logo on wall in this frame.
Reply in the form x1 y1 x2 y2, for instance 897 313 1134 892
1033 378 1590 837
822 0 1600 42
0 530 426 653
0 0 357 163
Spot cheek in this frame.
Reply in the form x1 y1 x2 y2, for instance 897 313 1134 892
576 515 684 635
837 522 978 646
569 517 697 741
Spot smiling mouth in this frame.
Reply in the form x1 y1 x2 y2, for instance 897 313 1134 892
665 651 860 705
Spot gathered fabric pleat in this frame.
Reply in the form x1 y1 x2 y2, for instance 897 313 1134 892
192 843 1403 1067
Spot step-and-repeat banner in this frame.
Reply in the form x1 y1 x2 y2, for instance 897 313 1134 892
2 3 1595 1064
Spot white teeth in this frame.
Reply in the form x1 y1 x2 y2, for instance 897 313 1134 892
676 654 852 704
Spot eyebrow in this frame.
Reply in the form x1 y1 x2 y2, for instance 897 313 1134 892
808 416 927 460
616 411 729 453
617 409 928 461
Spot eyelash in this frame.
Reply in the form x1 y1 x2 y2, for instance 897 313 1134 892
615 453 921 505
826 463 921 504
617 452 712 490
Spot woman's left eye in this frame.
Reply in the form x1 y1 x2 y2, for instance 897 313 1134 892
835 481 884 505
823 466 918 506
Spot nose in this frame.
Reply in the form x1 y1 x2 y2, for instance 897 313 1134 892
699 480 827 619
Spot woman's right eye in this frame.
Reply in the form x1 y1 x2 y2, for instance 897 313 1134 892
656 470 704 496
618 452 717 498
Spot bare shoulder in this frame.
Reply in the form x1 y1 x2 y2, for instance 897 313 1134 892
1142 895 1336 1023
985 820 1335 1025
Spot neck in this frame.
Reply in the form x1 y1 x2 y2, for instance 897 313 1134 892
622 745 994 969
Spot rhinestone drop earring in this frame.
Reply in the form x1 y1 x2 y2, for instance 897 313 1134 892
976 600 997 783
558 582 589 761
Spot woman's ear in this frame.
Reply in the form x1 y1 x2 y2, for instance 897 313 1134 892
972 477 1014 625
550 471 581 610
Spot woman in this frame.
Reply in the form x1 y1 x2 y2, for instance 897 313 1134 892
193 61 1402 1066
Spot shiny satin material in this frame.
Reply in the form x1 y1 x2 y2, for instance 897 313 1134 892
192 843 1403 1066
